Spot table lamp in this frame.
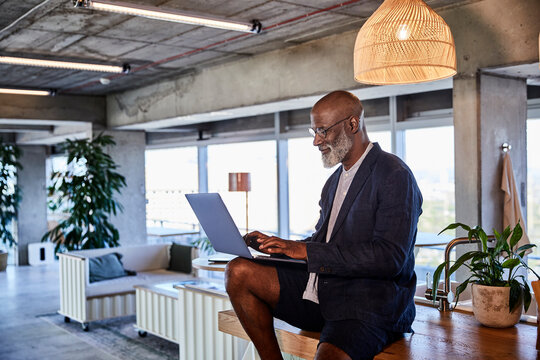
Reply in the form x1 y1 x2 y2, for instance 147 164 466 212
228 172 251 233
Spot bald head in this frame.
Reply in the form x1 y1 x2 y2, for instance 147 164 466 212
311 90 363 122
310 90 370 170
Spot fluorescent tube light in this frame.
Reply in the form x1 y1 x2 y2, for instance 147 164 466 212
0 56 130 73
73 0 262 33
0 88 54 96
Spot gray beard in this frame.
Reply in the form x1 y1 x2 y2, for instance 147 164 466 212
321 129 353 168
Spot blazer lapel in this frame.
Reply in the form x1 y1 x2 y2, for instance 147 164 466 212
329 144 381 241
313 168 341 243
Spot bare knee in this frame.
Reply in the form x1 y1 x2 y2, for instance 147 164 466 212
225 258 280 306
225 257 254 293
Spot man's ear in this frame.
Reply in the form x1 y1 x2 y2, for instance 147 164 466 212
349 116 360 134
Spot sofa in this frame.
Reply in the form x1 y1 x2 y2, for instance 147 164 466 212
57 243 196 331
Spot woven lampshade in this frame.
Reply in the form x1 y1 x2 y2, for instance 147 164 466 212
354 0 456 85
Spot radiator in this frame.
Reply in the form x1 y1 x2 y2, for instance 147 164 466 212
178 286 247 360
58 254 87 323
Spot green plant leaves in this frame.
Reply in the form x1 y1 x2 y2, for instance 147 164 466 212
0 140 22 247
509 222 523 251
42 133 125 252
438 222 471 235
433 221 538 313
501 258 520 269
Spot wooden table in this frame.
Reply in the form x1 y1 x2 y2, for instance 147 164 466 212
192 257 230 272
219 303 539 359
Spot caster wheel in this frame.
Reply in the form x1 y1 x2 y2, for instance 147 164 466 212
64 317 71 323
82 323 89 332
138 330 147 337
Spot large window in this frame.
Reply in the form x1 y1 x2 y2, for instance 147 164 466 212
145 147 198 232
527 118 540 273
207 141 278 235
404 126 455 281
404 126 455 235
288 138 336 239
369 130 391 153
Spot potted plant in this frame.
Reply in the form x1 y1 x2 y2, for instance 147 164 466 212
42 133 126 253
432 222 538 328
0 140 22 271
191 236 215 255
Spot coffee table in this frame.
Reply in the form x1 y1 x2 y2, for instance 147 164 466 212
135 282 180 343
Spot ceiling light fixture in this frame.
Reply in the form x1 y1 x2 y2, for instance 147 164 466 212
73 0 262 33
354 0 457 85
0 88 55 96
0 56 130 73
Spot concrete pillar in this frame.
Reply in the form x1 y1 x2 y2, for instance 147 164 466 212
453 74 527 280
17 146 48 265
478 74 527 232
98 131 147 246
454 76 481 230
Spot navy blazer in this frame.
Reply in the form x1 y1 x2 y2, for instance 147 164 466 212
305 143 422 332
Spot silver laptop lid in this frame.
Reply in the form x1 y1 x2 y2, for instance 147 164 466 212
185 193 252 258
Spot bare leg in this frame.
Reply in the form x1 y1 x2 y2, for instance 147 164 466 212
315 342 352 360
225 258 282 360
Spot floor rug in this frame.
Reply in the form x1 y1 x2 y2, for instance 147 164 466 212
38 313 178 360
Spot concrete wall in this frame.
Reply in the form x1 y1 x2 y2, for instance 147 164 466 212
17 146 48 265
98 131 147 246
0 93 105 123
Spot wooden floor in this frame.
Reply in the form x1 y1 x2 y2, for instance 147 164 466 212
0 264 117 360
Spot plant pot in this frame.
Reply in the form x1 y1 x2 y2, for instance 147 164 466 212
0 251 8 272
471 283 522 328
531 280 540 350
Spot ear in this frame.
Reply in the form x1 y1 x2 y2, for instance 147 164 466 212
348 116 360 134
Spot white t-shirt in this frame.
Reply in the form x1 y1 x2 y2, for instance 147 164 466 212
302 142 373 303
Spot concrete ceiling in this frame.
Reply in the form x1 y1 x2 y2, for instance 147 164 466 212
0 0 465 96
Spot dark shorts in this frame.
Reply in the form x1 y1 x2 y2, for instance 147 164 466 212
272 264 403 360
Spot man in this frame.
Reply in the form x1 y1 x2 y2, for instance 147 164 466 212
225 90 422 360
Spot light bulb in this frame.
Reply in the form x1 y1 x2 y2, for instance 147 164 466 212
396 24 410 41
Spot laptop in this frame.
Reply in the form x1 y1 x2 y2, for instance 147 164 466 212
185 193 306 265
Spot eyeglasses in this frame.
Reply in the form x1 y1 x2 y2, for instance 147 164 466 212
308 110 364 138
309 116 350 138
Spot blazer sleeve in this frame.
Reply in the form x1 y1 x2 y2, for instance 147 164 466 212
305 167 421 278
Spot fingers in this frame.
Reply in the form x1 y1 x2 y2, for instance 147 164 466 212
243 231 269 249
259 237 286 253
259 239 307 260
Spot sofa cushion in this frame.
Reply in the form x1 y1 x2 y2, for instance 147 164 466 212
88 252 136 283
168 243 193 274
85 269 196 298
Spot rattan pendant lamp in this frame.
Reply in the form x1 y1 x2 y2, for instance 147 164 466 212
354 0 457 85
